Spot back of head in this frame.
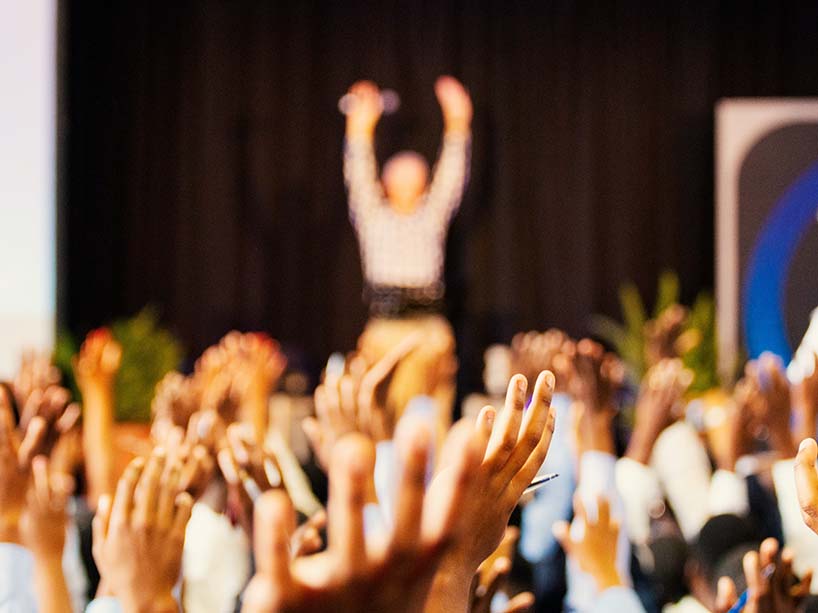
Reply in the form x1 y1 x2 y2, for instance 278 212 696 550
648 535 689 606
382 151 429 211
692 514 761 583
711 542 758 596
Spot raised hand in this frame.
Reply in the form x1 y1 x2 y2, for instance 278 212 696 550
714 538 811 613
304 339 418 470
553 495 622 592
511 329 575 394
570 339 624 416
75 328 122 506
92 451 193 613
435 76 472 134
750 353 796 457
794 353 818 443
644 304 691 368
346 80 383 137
570 339 624 456
13 350 62 408
795 437 818 534
0 385 76 544
708 377 756 471
469 527 534 613
426 371 556 613
242 413 483 613
73 328 122 394
626 358 693 465
19 455 75 613
218 422 285 534
231 332 287 440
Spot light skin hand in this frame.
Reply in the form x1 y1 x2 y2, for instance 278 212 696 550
795 437 818 535
0 386 52 544
752 354 797 457
20 455 75 613
553 496 622 592
75 328 122 506
92 451 193 613
435 76 472 135
303 338 419 470
794 353 818 443
625 358 693 465
346 80 383 138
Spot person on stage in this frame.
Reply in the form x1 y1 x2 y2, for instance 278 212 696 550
342 75 472 425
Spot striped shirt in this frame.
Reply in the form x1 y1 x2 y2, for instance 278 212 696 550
343 132 471 292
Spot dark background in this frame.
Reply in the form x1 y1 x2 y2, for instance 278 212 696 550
62 0 818 391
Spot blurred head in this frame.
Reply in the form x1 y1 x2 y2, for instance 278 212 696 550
382 151 429 213
686 514 760 608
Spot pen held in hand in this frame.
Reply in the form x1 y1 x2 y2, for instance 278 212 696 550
726 563 775 613
522 473 559 496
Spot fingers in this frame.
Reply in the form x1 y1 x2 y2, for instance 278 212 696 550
132 449 166 529
502 371 555 479
31 454 51 507
17 416 46 467
485 375 527 464
92 493 112 562
392 417 431 552
507 405 557 499
109 457 145 530
795 438 818 533
714 576 738 613
156 462 181 531
327 433 375 574
480 556 511 605
504 592 535 613
171 492 193 542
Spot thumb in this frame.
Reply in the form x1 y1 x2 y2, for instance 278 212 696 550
714 576 738 613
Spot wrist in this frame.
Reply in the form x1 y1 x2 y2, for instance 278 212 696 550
0 513 22 544
121 590 177 613
625 427 660 465
425 564 474 613
593 567 623 592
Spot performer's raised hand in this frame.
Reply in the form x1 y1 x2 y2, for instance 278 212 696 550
346 80 383 138
435 75 472 134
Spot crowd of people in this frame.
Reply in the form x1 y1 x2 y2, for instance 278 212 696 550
2 304 818 613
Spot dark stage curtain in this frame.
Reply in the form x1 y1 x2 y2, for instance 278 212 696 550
63 0 818 390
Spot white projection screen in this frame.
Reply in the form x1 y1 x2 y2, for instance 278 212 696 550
0 0 57 377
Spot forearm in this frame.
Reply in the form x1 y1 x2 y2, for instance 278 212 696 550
242 389 269 444
0 514 21 544
120 592 178 613
82 385 116 505
33 554 72 613
624 424 661 465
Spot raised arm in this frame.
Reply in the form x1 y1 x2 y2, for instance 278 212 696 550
425 76 472 224
343 80 385 223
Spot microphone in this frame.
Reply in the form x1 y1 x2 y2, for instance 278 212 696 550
338 89 400 115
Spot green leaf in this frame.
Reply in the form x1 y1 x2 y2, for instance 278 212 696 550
110 306 184 423
654 270 681 318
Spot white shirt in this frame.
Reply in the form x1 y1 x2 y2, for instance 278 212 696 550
343 133 470 289
183 502 251 613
